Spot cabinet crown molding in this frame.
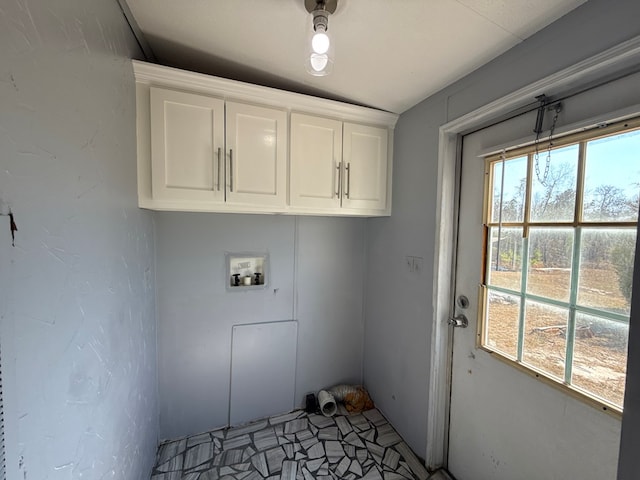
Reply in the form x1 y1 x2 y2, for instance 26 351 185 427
132 60 399 128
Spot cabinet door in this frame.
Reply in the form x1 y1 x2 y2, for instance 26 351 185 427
341 123 389 211
290 113 343 209
225 102 287 208
150 87 225 203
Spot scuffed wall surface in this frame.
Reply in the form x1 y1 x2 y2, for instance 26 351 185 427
0 1 158 479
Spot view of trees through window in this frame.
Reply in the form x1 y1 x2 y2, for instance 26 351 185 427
482 120 640 409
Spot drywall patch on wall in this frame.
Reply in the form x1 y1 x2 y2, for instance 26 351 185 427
0 1 158 479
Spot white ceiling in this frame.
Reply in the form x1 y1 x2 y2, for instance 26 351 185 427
124 0 587 114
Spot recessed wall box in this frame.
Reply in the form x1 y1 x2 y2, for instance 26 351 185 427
226 253 269 291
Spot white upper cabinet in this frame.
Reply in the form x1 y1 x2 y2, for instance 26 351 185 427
148 88 287 211
290 114 389 214
225 102 287 208
341 123 388 211
134 60 397 216
150 87 225 203
290 113 343 210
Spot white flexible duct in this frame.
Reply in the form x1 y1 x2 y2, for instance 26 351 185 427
317 390 337 416
328 384 358 401
318 384 360 417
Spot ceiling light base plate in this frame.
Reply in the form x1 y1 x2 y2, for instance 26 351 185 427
304 0 337 15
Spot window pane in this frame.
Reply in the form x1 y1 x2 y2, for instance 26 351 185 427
484 290 520 358
530 144 578 222
583 130 640 222
491 156 527 223
487 227 523 291
481 122 639 410
523 301 568 380
572 313 628 408
527 228 574 302
578 228 636 315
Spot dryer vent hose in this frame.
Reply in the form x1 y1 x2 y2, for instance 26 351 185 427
318 389 337 416
317 384 374 417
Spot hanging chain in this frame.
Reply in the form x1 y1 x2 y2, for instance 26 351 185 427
495 150 506 272
534 102 562 187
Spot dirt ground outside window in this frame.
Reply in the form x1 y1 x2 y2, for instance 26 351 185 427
486 267 628 407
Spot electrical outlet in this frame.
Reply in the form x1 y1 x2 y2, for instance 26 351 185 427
413 256 423 273
405 255 424 274
406 256 414 272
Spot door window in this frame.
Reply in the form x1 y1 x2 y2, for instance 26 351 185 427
482 118 640 410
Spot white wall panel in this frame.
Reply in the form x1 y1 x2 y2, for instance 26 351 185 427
230 321 297 425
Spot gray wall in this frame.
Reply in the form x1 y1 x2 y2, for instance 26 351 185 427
363 0 640 458
618 226 640 478
155 213 365 440
0 1 158 479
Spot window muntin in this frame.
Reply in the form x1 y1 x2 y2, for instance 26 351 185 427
481 119 640 411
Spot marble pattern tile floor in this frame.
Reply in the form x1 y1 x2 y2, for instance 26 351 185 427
151 407 430 480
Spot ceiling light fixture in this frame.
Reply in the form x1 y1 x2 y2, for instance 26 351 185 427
304 0 337 76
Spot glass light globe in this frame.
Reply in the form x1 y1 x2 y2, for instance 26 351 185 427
311 32 330 54
309 53 329 72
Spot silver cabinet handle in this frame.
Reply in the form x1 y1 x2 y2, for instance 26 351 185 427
345 163 351 199
229 149 233 192
336 162 342 198
217 147 221 191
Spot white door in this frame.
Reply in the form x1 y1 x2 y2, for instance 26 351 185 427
290 113 342 210
225 101 287 208
341 123 388 211
150 87 225 203
447 115 631 479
